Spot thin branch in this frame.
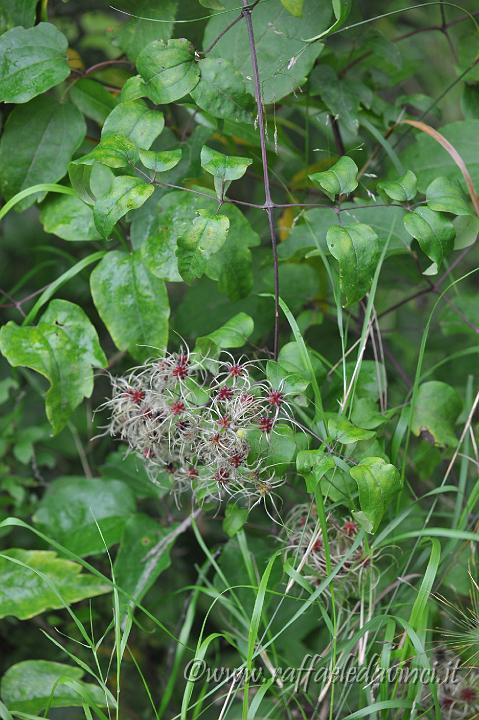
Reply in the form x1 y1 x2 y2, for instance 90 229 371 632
241 0 280 359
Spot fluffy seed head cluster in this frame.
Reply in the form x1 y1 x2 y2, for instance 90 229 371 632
101 349 290 506
282 504 370 591
418 648 479 719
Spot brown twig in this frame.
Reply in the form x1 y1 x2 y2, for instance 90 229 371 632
241 0 280 359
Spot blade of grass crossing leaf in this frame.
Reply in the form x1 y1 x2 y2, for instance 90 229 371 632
0 517 178 643
0 184 75 222
181 632 224 720
23 251 106 325
242 552 279 720
247 678 275 720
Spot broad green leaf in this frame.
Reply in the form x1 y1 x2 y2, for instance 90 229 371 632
327 415 375 444
195 312 254 356
191 58 254 123
139 148 182 173
69 78 117 124
142 189 259 299
0 96 85 209
120 74 147 102
40 300 107 369
280 0 304 16
102 449 170 499
326 223 379 306
114 514 177 617
200 145 252 199
223 504 248 538
90 249 170 361
349 457 402 532
102 100 164 149
75 135 139 169
33 476 135 556
312 65 359 134
1 661 107 713
248 424 297 474
0 300 106 434
0 660 106 715
177 210 230 283
440 295 479 336
0 0 38 32
199 0 224 8
68 162 114 207
378 170 417 202
117 0 177 62
426 176 471 215
137 38 200 104
0 23 70 103
0 549 110 620
304 0 352 41
310 156 358 200
462 82 479 119
203 0 331 103
93 175 154 238
40 194 101 241
411 381 462 447
403 207 455 267
401 119 479 191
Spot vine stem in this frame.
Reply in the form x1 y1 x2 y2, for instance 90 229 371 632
241 0 280 360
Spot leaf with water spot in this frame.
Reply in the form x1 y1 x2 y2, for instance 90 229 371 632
93 175 154 238
0 23 70 103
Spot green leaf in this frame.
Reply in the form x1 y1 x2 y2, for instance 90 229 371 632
0 549 110 620
1 661 107 714
141 189 259 299
426 176 471 215
312 65 359 135
280 0 304 16
378 170 417 202
33 476 135 556
223 504 248 538
0 22 70 103
114 514 177 617
191 58 254 123
75 135 139 169
327 415 375 444
137 38 200 104
326 223 379 306
403 207 455 267
93 175 154 238
195 312 254 356
69 78 117 124
411 381 462 447
117 0 177 62
0 96 86 209
102 100 164 149
200 145 252 200
199 0 224 8
40 194 101 242
309 156 358 200
90 249 170 361
177 209 230 283
139 148 182 173
349 457 402 532
0 0 39 32
303 0 351 40
203 0 331 103
248 423 298 475
401 119 479 191
0 300 106 434
461 82 479 119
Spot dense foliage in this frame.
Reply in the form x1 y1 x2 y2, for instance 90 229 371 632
1 0 479 718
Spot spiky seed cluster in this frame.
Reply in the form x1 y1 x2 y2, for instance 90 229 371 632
101 349 290 505
419 649 479 719
282 504 369 591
